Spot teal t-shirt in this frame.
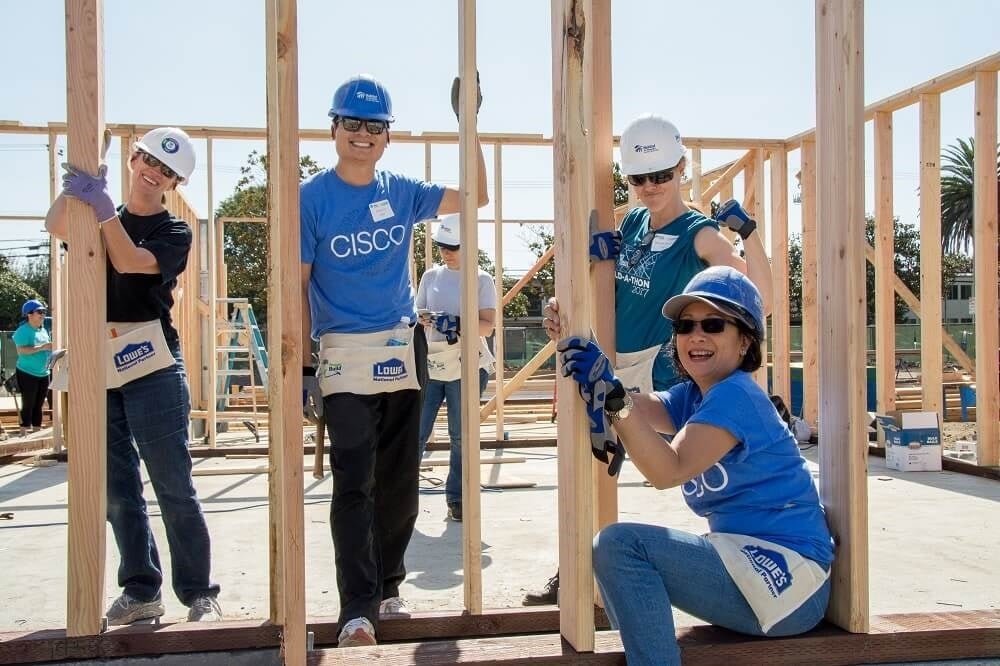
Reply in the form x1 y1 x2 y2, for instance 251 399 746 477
13 322 51 377
614 208 719 390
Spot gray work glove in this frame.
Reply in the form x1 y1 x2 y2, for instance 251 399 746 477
450 71 483 121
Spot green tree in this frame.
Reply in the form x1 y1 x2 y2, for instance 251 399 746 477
612 161 628 207
0 269 41 331
12 256 50 305
215 151 323 326
939 137 1000 255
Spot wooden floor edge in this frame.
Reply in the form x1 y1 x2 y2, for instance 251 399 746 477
1 610 996 665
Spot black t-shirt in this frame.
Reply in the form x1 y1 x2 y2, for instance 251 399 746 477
107 208 192 344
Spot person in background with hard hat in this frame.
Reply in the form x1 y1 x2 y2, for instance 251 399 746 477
524 115 774 605
13 299 52 437
45 127 222 626
553 266 832 665
415 214 497 523
300 73 488 648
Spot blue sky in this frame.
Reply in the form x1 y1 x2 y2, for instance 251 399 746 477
1 0 998 271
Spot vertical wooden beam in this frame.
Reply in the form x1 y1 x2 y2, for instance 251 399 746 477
874 111 896 413
815 0 869 633
425 143 434 273
47 131 64 453
588 0 617 541
493 145 506 440
458 0 484 615
973 70 999 466
751 148 768 391
770 147 790 404
800 139 819 427
119 128 133 203
690 146 702 210
264 0 306 661
552 0 595 651
206 139 218 448
64 0 106 637
919 94 943 416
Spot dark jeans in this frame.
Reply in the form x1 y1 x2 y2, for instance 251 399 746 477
15 369 49 428
323 325 428 630
106 348 219 605
417 367 489 504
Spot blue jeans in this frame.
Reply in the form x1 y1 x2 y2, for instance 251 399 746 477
593 523 831 666
106 348 219 605
418 368 488 505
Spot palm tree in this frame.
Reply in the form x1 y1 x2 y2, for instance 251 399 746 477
939 138 1000 255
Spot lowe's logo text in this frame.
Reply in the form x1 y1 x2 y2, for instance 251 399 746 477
114 341 155 372
373 358 408 382
740 545 792 597
633 143 658 153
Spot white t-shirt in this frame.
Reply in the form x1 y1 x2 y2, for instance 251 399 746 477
415 265 497 344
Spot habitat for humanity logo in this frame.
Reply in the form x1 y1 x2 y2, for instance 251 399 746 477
114 341 156 372
740 545 792 597
633 143 657 154
356 91 380 103
373 358 407 381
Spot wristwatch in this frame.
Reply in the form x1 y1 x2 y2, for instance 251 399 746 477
605 384 634 423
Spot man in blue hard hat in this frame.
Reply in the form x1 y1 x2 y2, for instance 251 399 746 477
300 73 487 648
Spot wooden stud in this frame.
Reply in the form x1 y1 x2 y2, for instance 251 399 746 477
690 146 702 208
424 143 433 273
699 150 754 204
494 145 506 440
873 111 896 413
749 148 768 391
588 0 617 542
769 147 790 404
973 70 999 466
800 139 819 427
46 131 64 453
815 0 869 633
919 94 943 415
458 0 484 614
264 0 306 661
551 0 595 651
206 139 218 448
64 0 107 637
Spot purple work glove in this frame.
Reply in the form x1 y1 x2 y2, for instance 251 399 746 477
61 163 117 224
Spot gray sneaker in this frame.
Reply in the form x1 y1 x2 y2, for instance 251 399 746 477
105 593 164 625
187 595 222 622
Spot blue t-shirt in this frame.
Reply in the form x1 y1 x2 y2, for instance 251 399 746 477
615 208 718 390
13 322 51 377
300 169 446 336
657 371 834 566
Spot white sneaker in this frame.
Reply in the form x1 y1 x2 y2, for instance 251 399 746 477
379 596 411 618
187 595 222 622
337 616 376 647
105 593 164 625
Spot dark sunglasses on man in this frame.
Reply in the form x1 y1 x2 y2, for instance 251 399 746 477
436 242 460 252
136 150 179 180
627 167 674 187
336 116 389 135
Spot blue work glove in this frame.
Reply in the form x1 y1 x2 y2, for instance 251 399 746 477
451 71 483 121
714 198 757 240
61 163 117 224
434 313 461 345
557 336 618 390
589 230 622 261
302 366 323 425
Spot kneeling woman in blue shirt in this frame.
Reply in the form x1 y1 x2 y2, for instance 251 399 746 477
552 266 833 666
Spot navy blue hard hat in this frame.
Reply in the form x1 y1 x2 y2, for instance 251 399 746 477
21 299 46 317
662 266 765 336
328 74 394 122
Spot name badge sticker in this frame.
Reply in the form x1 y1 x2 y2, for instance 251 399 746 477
651 234 677 252
369 199 394 222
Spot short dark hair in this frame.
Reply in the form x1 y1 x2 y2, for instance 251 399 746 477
669 319 763 381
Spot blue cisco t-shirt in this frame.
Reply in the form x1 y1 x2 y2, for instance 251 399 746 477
615 208 718 390
300 169 446 337
657 371 834 565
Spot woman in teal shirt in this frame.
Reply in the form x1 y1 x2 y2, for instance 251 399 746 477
12 299 52 436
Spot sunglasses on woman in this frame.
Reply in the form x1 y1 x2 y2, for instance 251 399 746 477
673 317 736 335
627 168 674 187
337 116 389 135
137 151 179 180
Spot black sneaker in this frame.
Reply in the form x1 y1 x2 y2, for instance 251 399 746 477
522 572 559 606
447 502 462 522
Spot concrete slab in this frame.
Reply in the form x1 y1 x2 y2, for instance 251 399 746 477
0 440 997 633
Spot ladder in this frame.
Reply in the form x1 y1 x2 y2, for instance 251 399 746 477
212 298 268 443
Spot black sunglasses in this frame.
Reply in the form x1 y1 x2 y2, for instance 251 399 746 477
673 317 735 335
436 242 460 252
627 168 674 187
137 151 179 180
337 116 389 135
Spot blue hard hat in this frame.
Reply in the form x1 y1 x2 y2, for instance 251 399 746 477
661 266 765 336
328 74 394 122
21 299 46 317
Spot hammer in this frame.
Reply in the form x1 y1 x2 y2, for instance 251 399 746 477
312 414 327 480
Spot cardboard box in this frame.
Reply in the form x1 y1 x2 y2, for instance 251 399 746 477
875 411 942 472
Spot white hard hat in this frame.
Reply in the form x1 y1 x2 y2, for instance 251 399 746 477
620 114 685 175
432 214 461 246
134 127 196 184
